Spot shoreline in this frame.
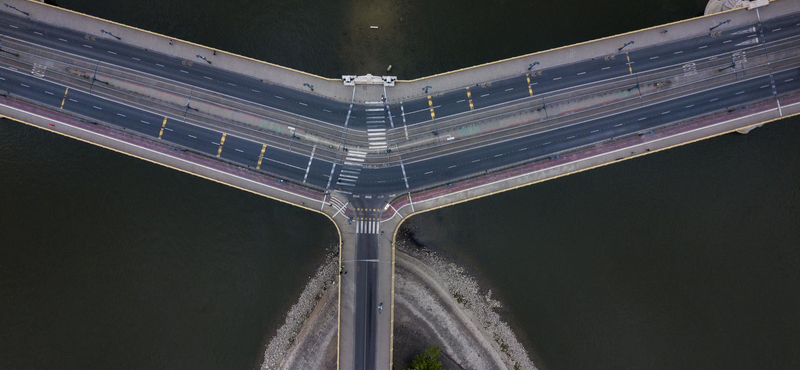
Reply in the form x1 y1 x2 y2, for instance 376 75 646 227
260 229 536 370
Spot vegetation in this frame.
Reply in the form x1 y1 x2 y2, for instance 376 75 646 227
408 345 446 370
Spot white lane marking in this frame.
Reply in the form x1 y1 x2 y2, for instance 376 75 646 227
339 174 358 179
723 40 732 43
601 67 611 70
786 79 794 83
347 150 367 157
709 98 719 102
591 129 600 133
543 142 551 145
566 136 575 139
180 70 189 73
456 99 465 103
227 82 236 86
44 91 53 95
93 106 102 110
577 72 586 75
685 104 695 108
494 154 503 157
323 109 331 113
661 111 671 114
552 77 562 80
448 165 457 169
187 134 196 138
480 93 490 97
83 44 92 48
9 25 18 29
235 148 244 153
299 102 308 106
107 51 117 55
117 113 126 117
505 87 514 91
760 85 770 88
471 159 481 163
251 89 260 93
33 31 43 35
638 117 647 121
0 77 4 80
156 63 165 67
773 28 781 32
519 147 528 151
204 76 213 80
748 34 757 38
275 95 284 99
424 171 433 175
20 84 29 88
164 128 173 132
365 108 384 111
673 51 683 54
735 91 745 95
140 120 150 124
614 123 623 127
650 56 659 60
698 45 708 49
132 57 141 61
69 98 78 102
58 38 68 42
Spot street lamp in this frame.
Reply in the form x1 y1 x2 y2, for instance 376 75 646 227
303 83 314 91
710 19 731 31
618 41 634 52
422 85 432 94
196 54 211 64
528 62 540 71
100 29 121 40
4 4 29 16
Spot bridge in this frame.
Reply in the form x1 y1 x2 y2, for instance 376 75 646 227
1 0 799 368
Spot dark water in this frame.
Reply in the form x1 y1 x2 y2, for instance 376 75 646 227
1 0 798 369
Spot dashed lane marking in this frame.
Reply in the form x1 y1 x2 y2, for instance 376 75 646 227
60 87 69 109
427 95 436 120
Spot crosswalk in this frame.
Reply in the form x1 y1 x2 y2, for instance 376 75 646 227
357 220 380 234
365 106 389 151
335 150 365 188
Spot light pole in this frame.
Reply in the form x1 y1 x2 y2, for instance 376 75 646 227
195 54 211 64
528 62 539 71
303 83 314 91
100 29 121 40
4 4 29 16
422 85 431 94
618 41 634 52
710 19 730 31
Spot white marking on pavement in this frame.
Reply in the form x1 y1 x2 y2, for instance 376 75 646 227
299 102 308 106
638 117 647 121
107 51 117 54
685 104 694 108
566 136 575 139
227 82 236 86
590 129 600 133
235 149 244 153
773 28 781 32
132 57 140 61
448 165 457 169
117 113 126 117
9 25 18 29
698 45 707 49
472 159 481 163
69 98 78 102
786 79 794 83
456 99 465 103
33 31 43 35
19 84 28 87
140 120 149 124
58 38 68 42
650 56 659 60
275 96 284 99
662 111 671 114
736 91 745 95
505 87 514 91
614 123 623 127
709 98 719 102
180 70 189 73
83 44 92 48
424 171 433 175
44 91 53 95
204 76 213 80
323 109 332 113
552 77 562 80
601 67 611 70
156 64 165 67
481 93 490 97
189 135 197 139
673 51 683 54
577 72 586 75
723 40 732 43
93 106 102 110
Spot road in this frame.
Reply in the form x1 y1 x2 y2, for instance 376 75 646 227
2 6 800 370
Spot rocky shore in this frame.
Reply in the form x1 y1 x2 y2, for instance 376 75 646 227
260 229 536 370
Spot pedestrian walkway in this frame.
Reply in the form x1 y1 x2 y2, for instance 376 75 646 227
356 220 380 234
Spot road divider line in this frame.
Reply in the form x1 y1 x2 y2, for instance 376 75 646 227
303 145 316 183
256 144 267 170
427 95 435 120
626 52 633 74
216 133 227 157
157 117 167 139
60 87 69 109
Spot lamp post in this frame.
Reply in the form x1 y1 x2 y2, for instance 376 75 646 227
4 4 29 16
196 54 211 64
528 62 540 71
303 83 314 91
422 85 431 94
710 19 730 31
100 29 121 40
618 41 634 52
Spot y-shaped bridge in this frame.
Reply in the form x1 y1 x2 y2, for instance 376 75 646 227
1 0 799 368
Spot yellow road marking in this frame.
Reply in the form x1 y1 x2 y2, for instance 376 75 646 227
626 52 633 74
527 74 533 96
157 117 167 139
216 133 227 157
466 87 474 110
427 95 435 120
256 144 267 169
59 88 69 109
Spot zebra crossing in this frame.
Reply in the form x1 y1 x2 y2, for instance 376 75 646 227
335 150 366 188
357 220 380 234
365 106 389 151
